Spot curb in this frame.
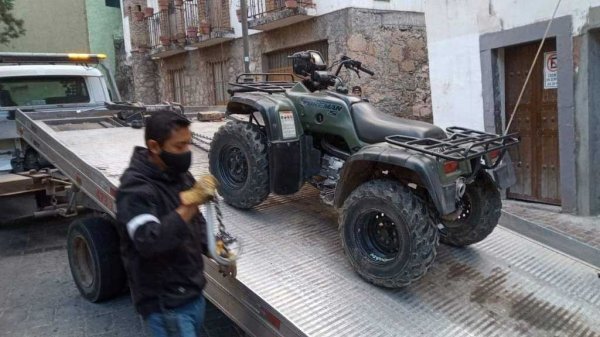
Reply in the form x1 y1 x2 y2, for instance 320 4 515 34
500 210 600 269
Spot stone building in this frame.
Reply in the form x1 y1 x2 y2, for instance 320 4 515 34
121 0 432 121
425 0 600 215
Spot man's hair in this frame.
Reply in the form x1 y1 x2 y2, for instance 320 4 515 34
144 111 191 145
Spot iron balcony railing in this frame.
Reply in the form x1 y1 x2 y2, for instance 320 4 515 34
183 0 200 39
147 11 171 49
247 0 314 19
146 0 234 52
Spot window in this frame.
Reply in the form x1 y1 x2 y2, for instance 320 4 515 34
106 0 120 8
168 69 185 104
211 61 228 105
0 76 90 107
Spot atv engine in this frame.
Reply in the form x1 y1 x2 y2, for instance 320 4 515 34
317 154 345 205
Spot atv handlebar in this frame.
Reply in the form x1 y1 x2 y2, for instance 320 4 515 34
357 64 374 76
334 56 375 77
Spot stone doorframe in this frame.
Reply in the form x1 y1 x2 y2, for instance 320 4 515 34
479 16 576 213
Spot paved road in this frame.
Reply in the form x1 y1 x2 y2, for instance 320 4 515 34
0 215 245 337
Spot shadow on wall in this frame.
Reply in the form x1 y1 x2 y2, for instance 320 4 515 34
114 38 134 102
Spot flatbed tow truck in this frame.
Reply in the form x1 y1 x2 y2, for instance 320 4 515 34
3 54 600 337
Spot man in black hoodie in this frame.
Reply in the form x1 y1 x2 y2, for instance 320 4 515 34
116 111 217 337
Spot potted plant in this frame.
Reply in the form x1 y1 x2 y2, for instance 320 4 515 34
285 0 297 8
133 10 145 22
144 7 154 18
160 35 171 47
186 26 198 38
158 0 169 11
200 20 211 35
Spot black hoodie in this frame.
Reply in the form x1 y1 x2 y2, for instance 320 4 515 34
116 146 207 317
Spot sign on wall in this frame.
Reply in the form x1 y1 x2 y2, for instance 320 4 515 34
544 51 558 89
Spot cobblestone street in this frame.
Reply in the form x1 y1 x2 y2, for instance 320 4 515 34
0 215 245 337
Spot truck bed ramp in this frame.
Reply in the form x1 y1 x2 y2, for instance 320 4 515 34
16 110 600 337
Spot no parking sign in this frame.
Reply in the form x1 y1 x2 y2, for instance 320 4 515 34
544 51 558 89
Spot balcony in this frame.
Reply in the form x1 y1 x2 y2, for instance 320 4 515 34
144 0 234 58
247 0 316 31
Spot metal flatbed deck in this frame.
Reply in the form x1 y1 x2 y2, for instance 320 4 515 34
15 110 600 337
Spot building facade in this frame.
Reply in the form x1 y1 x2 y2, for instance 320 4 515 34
121 0 433 121
425 1 600 215
0 0 124 80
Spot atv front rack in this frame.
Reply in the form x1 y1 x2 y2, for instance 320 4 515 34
385 126 520 162
228 73 297 94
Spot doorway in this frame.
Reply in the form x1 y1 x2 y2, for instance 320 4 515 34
504 39 560 205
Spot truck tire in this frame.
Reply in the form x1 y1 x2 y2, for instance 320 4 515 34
67 216 126 302
209 121 269 209
340 180 438 288
440 172 501 247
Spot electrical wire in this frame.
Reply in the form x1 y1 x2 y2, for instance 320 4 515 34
504 0 563 135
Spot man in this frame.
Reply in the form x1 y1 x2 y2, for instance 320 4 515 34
351 86 362 97
116 110 222 336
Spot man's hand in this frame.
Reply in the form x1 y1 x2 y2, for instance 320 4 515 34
218 262 237 278
180 175 218 206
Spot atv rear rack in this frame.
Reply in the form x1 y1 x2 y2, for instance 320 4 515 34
228 73 297 94
385 126 520 162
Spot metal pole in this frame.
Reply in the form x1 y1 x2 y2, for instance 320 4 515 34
240 0 251 74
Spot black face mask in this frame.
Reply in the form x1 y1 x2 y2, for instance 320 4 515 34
159 149 192 174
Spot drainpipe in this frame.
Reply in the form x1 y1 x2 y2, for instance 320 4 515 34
240 0 251 76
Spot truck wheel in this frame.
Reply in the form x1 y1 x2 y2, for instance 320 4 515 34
340 180 438 288
67 216 126 302
209 121 269 209
440 172 501 247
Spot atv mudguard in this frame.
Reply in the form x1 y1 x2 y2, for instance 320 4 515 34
226 93 320 195
333 142 459 215
334 142 517 216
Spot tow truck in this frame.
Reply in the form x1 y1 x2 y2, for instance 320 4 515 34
3 53 599 337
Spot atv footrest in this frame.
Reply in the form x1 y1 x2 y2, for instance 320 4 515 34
385 127 519 161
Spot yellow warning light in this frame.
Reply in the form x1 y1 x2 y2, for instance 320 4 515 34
67 53 106 61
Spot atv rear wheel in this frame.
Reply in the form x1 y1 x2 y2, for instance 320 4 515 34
340 180 438 288
439 172 501 247
209 121 269 209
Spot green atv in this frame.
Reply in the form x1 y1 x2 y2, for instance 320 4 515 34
209 51 519 288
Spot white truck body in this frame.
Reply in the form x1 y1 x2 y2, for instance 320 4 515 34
0 64 111 171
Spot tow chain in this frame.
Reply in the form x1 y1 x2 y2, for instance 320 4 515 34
191 131 241 266
191 132 212 152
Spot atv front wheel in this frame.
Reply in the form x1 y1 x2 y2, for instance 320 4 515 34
340 180 438 288
439 172 501 247
209 121 269 209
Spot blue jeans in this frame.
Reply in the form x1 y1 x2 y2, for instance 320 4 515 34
145 296 206 337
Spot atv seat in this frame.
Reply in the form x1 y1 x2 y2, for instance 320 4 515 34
351 102 447 143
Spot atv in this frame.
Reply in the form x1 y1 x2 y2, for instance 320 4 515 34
209 50 519 288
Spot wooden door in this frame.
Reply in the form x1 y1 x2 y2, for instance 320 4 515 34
504 39 560 205
211 61 228 105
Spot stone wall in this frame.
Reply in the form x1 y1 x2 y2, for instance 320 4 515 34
146 8 432 120
114 38 134 101
132 52 160 103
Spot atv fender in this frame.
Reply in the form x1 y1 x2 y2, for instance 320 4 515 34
333 142 458 216
226 94 319 195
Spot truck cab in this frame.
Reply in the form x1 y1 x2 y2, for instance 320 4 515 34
0 52 117 221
